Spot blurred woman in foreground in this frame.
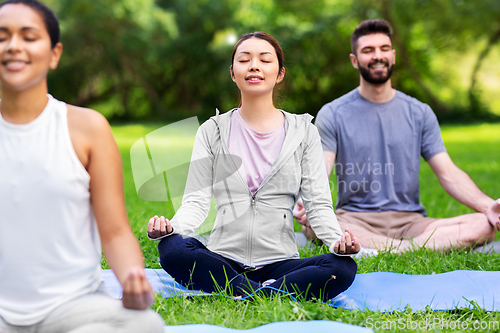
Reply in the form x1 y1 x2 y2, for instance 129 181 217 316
0 0 163 331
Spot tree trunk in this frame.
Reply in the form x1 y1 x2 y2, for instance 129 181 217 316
469 26 500 117
380 0 451 115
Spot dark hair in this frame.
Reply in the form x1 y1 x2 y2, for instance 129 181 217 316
230 32 285 107
0 0 60 48
351 20 392 54
231 31 285 76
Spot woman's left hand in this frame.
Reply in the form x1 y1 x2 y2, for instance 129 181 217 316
334 228 360 255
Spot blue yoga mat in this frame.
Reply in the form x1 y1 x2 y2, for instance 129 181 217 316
102 269 209 298
102 270 374 333
329 270 500 311
102 269 500 312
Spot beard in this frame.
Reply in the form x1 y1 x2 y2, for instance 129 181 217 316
358 60 394 84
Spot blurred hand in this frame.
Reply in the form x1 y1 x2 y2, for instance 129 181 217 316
294 198 323 244
334 229 360 255
486 199 500 231
147 215 173 239
293 198 310 227
121 267 155 310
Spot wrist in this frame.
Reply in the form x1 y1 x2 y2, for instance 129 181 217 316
147 227 174 241
479 198 496 215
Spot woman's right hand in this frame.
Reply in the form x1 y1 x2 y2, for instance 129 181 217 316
147 215 173 239
333 229 360 255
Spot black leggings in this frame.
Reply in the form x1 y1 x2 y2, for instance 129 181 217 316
158 234 357 301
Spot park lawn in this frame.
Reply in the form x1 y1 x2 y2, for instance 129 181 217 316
108 122 500 332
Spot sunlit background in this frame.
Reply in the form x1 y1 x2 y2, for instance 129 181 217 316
35 0 500 123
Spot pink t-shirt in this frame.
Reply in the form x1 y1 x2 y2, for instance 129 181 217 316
228 110 286 193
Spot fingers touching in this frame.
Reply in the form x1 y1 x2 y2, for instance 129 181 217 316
334 228 360 254
494 199 500 231
487 199 500 231
147 215 172 239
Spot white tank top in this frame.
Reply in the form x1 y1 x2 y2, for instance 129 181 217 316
0 95 102 325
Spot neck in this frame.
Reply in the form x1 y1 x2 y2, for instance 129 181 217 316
0 83 49 124
358 78 395 103
238 92 284 132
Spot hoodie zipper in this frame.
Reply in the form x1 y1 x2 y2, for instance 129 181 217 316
247 192 257 267
280 213 288 249
213 110 302 267
214 112 258 267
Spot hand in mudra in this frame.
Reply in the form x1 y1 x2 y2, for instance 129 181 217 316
147 215 173 239
334 229 360 255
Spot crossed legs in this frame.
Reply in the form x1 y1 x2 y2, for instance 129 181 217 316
335 210 496 252
158 234 357 301
0 283 164 333
410 213 496 251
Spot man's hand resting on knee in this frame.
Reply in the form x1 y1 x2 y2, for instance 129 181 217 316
486 199 500 231
293 198 320 241
294 199 360 254
147 215 173 239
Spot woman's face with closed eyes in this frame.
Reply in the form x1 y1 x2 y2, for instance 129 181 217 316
231 37 284 98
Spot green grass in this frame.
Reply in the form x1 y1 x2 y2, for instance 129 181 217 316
109 122 500 332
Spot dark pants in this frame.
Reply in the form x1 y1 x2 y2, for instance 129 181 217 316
158 234 357 301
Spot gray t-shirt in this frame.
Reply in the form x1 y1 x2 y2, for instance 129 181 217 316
315 89 446 215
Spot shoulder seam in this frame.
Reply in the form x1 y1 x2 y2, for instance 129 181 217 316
395 91 430 112
322 91 361 115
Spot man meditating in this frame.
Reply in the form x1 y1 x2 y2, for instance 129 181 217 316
294 19 500 252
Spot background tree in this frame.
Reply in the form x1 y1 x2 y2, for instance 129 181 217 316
41 0 500 122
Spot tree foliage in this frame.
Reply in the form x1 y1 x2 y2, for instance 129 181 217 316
46 0 500 122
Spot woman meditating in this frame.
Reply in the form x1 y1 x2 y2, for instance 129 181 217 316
0 0 163 331
148 32 359 301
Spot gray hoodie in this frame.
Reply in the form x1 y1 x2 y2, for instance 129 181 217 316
170 109 343 267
